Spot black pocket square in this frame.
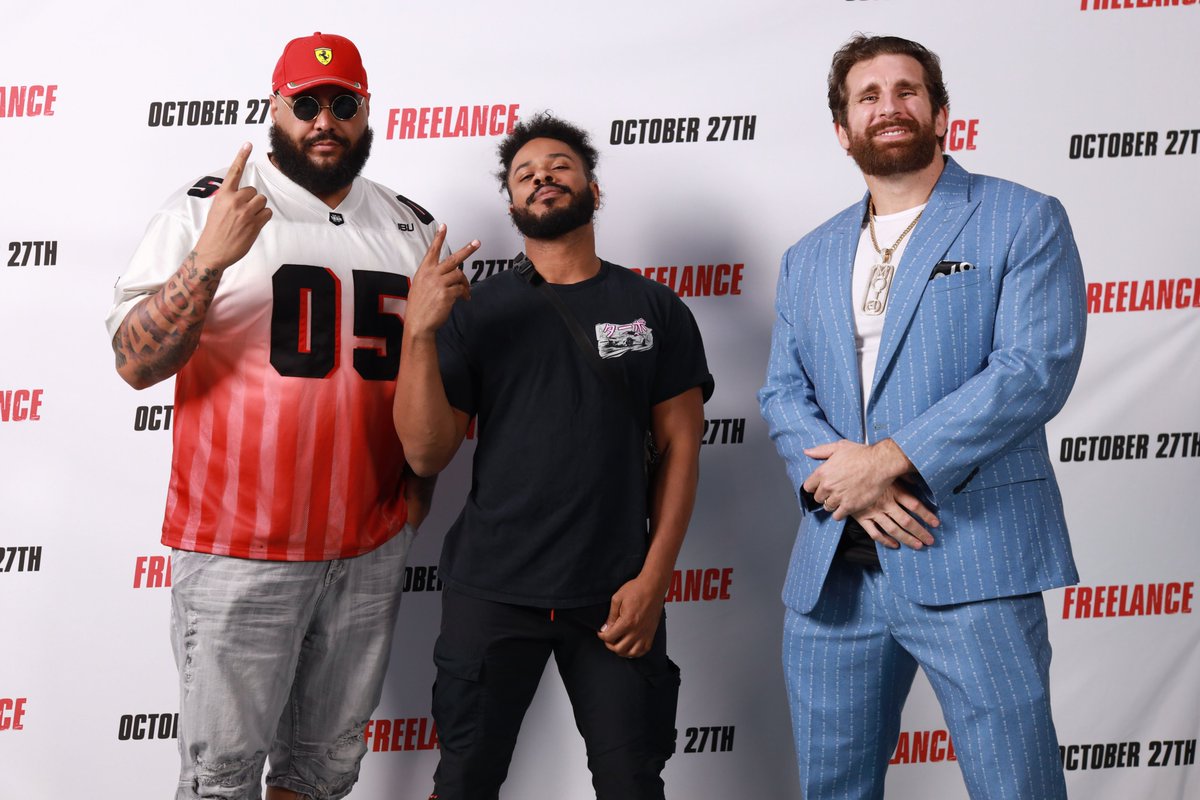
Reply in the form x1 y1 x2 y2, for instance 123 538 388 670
930 260 976 279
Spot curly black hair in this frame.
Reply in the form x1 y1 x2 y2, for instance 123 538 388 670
495 112 599 196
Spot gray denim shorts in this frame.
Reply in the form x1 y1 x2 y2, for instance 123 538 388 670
169 524 414 800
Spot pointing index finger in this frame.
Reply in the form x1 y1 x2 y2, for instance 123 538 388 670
224 142 252 191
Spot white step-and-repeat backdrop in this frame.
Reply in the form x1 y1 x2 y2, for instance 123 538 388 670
2 1 1197 797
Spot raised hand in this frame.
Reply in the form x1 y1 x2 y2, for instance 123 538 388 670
193 142 272 270
392 224 481 476
404 224 480 338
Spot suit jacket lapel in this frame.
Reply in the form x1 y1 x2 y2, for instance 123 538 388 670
819 206 866 428
869 158 979 409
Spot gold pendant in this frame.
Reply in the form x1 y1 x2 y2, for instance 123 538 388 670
863 262 894 316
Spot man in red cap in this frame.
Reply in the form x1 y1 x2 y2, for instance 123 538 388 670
106 32 479 799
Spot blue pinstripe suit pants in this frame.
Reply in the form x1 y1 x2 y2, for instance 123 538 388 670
782 560 1068 800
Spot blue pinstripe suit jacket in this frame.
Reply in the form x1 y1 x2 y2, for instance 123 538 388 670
760 157 1086 613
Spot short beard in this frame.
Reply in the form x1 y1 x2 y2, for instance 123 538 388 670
846 116 938 177
509 185 595 240
269 124 373 197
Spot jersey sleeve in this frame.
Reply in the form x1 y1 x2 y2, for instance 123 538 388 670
104 208 197 339
652 294 715 406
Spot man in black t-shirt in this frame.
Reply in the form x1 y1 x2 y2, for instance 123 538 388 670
394 113 713 800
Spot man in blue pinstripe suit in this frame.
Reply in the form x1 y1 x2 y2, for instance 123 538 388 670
759 35 1086 799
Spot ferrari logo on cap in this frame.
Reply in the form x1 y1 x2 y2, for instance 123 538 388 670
315 47 332 65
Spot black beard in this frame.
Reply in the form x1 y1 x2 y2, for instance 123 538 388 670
269 124 373 197
509 184 595 240
846 116 939 177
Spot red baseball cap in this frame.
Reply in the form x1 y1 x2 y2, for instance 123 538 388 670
272 32 368 97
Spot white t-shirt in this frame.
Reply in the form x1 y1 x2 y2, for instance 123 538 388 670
107 158 438 560
851 203 926 439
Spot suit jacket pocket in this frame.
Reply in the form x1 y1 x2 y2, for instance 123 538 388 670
958 447 1049 493
930 267 984 292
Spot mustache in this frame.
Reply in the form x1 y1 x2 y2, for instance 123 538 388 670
866 118 919 137
304 131 351 149
528 182 574 205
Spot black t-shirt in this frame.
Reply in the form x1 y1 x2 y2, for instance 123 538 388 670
436 261 714 607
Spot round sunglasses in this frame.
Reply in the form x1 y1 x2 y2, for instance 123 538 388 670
276 92 364 122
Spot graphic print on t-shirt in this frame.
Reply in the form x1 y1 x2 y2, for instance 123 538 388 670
596 318 654 359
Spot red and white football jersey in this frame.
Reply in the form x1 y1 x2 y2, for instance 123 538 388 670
107 158 439 560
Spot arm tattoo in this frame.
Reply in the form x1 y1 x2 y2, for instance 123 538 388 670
112 251 224 387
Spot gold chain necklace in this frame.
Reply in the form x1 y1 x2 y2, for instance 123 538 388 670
862 201 923 316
